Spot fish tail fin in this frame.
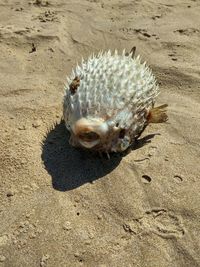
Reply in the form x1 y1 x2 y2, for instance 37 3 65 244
147 104 168 123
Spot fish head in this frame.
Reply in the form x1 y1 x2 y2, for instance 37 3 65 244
70 117 131 153
71 117 110 149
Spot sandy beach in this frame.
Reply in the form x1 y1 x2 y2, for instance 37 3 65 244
0 0 200 266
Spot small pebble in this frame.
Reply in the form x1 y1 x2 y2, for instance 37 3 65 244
142 175 152 183
48 47 54 52
88 232 94 239
174 175 183 182
41 254 50 261
21 158 27 164
29 43 36 53
85 240 91 245
143 32 151 38
15 7 23 11
14 230 20 236
13 239 18 245
31 183 39 190
29 233 36 239
23 185 30 190
0 255 6 262
36 229 43 234
97 214 103 220
40 254 50 267
32 119 42 128
63 221 72 231
19 222 25 228
18 125 26 130
0 235 8 246
6 191 14 197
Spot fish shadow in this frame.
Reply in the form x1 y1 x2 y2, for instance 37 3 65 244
41 120 122 191
41 120 157 191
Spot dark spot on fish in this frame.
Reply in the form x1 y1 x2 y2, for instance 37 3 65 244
115 122 119 127
69 76 80 95
119 129 126 139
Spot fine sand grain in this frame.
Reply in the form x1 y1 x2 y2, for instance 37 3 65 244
0 0 200 266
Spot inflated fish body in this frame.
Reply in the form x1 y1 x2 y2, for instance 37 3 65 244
63 50 167 153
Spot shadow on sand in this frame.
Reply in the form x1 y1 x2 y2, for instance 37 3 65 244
41 120 157 191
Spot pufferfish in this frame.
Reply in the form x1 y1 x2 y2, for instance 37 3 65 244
63 48 167 155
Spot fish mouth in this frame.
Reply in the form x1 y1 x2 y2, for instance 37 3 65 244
79 139 100 149
77 130 101 149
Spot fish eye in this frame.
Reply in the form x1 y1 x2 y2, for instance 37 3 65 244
78 131 100 142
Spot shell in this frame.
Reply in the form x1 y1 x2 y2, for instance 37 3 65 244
63 50 159 153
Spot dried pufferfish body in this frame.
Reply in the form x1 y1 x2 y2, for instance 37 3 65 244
63 50 167 153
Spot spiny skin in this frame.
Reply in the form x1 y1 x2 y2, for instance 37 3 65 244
63 50 159 153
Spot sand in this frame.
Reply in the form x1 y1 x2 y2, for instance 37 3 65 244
0 0 200 266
